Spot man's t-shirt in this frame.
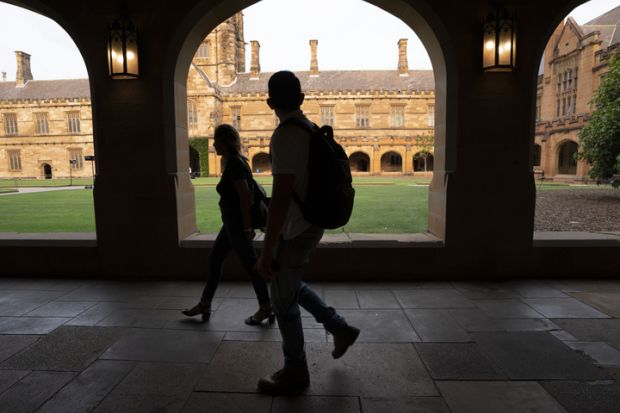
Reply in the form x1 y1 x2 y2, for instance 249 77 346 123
270 110 312 240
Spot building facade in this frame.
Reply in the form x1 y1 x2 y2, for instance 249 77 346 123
535 7 620 182
2 7 618 180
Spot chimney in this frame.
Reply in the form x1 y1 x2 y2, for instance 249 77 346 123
1 72 6 82
309 39 319 76
250 40 260 79
15 51 33 87
398 39 409 76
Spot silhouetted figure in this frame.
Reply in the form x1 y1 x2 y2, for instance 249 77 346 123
255 71 360 395
183 124 274 325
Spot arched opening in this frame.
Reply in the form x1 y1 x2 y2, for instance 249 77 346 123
42 163 52 179
557 140 578 175
0 2 96 233
413 152 434 172
349 152 370 172
188 146 200 178
532 0 620 236
252 152 271 174
381 151 402 173
170 0 452 239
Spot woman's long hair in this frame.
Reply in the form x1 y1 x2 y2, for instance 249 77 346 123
215 124 248 166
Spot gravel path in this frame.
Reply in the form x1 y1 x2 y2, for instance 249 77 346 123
535 188 620 232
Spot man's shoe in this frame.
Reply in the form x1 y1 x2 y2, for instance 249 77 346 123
331 324 360 359
257 367 310 395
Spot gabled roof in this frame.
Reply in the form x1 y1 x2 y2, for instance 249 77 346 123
583 5 620 47
0 79 90 101
222 70 435 95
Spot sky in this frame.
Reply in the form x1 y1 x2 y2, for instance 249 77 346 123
0 0 618 80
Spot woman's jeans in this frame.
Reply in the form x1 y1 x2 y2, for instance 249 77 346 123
270 225 347 370
202 220 270 306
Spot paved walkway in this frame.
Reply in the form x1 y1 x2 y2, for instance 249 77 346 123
0 186 86 196
0 278 619 412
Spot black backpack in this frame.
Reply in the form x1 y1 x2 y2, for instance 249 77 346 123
278 117 355 229
239 158 270 230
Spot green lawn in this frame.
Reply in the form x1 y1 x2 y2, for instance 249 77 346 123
0 177 608 233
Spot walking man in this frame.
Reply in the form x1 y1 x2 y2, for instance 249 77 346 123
255 71 360 395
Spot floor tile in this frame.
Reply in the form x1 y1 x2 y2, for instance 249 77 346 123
306 342 437 397
522 298 609 318
196 341 281 393
0 316 68 334
569 292 620 317
438 381 566 413
472 331 609 380
2 326 124 371
356 290 400 309
199 298 279 332
552 319 620 342
395 289 475 309
181 392 271 413
405 309 471 342
101 328 223 363
65 302 131 326
448 309 505 332
323 290 360 309
334 310 421 342
452 282 520 299
505 281 568 298
226 283 258 299
37 360 135 413
94 394 187 413
564 341 620 366
415 343 505 380
0 371 75 413
0 335 39 363
96 308 181 328
541 381 620 413
272 395 360 413
361 397 451 413
224 328 325 343
0 290 66 316
0 369 29 394
25 301 96 317
474 299 544 319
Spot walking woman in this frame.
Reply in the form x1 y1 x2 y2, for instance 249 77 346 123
183 124 274 325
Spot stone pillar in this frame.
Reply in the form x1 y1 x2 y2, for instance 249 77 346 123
15 51 33 87
250 40 260 79
310 39 319 76
398 39 409 76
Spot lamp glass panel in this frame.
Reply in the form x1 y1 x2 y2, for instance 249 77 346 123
110 32 125 74
498 20 513 66
483 29 496 69
125 37 139 75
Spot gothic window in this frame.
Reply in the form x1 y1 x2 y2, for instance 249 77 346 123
35 113 49 135
556 99 560 117
231 107 241 130
66 112 81 133
3 113 18 136
187 100 198 134
7 150 21 171
427 105 435 127
320 106 334 126
69 148 83 169
390 105 405 128
196 43 208 59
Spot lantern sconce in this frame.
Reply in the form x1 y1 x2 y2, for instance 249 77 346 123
107 18 139 79
483 8 516 72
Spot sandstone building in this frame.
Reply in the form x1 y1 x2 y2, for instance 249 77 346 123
534 6 620 182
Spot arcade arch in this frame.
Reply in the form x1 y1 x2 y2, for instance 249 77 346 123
381 151 403 173
349 152 370 173
252 152 271 174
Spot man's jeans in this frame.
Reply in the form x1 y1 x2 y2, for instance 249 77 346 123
270 225 347 369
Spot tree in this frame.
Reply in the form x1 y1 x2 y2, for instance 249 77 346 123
577 53 620 186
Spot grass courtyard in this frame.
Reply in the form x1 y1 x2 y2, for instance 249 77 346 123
0 177 611 233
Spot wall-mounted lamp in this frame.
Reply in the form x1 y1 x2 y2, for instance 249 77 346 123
483 8 516 71
107 19 139 79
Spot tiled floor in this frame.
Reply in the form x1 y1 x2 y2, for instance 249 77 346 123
1 278 620 412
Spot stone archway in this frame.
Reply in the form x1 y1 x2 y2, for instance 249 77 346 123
170 0 452 239
381 151 403 173
252 152 271 174
188 146 200 177
42 164 52 179
349 152 370 172
557 141 578 175
413 152 434 172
